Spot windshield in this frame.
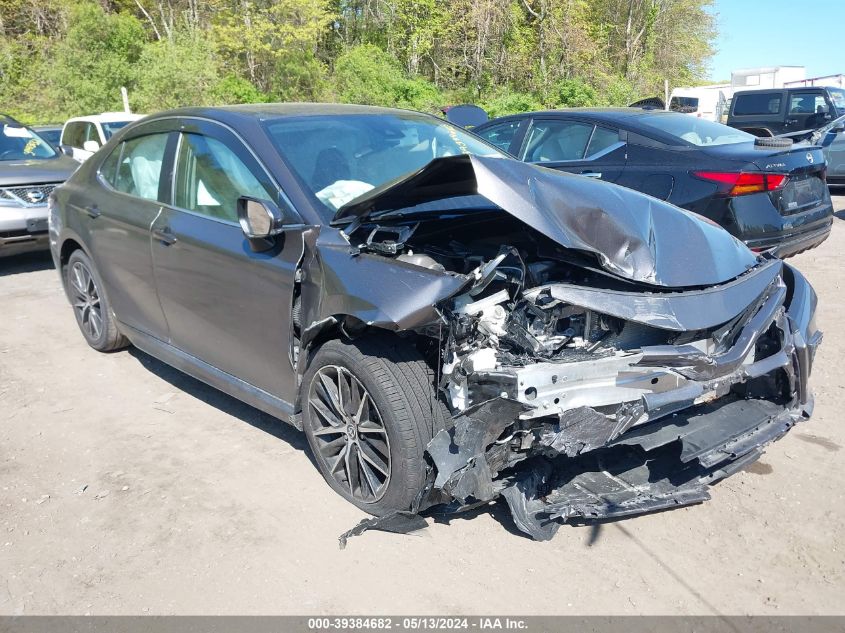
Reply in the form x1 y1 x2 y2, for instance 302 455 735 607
669 96 699 112
263 112 502 220
638 113 756 146
0 124 57 161
102 120 132 140
828 88 845 112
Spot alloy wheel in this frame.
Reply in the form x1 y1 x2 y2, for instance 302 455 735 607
69 261 103 342
307 365 391 502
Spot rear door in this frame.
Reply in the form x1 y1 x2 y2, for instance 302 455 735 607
151 118 305 402
518 117 627 182
83 121 176 339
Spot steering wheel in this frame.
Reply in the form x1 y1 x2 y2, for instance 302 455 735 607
0 150 17 160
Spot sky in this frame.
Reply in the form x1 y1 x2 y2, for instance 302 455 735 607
708 0 844 81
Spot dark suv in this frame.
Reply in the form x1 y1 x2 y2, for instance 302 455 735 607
49 104 821 540
727 87 845 137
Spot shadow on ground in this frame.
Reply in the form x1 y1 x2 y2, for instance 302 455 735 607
127 347 313 459
0 251 54 277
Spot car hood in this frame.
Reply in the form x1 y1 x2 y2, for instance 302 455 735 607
0 156 79 187
334 154 758 288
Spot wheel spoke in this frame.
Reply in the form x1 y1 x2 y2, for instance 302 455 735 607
318 372 343 418
327 442 348 474
357 447 383 497
310 397 344 428
357 441 389 476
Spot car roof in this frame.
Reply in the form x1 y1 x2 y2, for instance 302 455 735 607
65 112 144 124
484 107 682 122
142 103 435 124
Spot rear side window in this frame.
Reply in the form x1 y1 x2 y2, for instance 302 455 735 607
523 120 594 162
102 133 169 201
733 93 782 116
475 120 521 153
585 127 621 158
174 133 272 222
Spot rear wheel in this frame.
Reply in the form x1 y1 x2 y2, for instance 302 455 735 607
65 250 128 352
301 335 447 515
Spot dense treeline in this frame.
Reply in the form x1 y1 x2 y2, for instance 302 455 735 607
0 0 716 124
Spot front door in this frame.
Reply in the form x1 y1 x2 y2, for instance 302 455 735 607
151 121 305 402
519 118 627 182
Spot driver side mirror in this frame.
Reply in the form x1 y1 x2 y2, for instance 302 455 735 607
59 144 74 156
237 196 286 251
82 140 100 152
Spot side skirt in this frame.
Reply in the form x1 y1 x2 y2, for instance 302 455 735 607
122 323 300 429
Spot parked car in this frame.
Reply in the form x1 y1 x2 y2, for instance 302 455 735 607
473 108 833 257
60 112 143 162
50 104 821 540
726 87 845 137
803 114 845 185
0 115 79 257
32 125 62 149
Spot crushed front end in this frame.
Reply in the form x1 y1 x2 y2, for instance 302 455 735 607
422 252 820 540
329 155 822 540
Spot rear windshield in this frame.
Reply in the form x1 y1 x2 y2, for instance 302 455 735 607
733 93 782 116
638 114 755 146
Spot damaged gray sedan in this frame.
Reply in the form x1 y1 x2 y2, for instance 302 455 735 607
49 105 821 540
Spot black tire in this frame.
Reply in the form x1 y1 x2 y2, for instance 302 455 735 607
754 136 793 148
65 249 129 352
301 335 448 516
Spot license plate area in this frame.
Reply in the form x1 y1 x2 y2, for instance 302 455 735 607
779 175 826 215
26 218 48 233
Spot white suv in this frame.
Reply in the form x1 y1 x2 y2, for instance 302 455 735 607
60 112 143 162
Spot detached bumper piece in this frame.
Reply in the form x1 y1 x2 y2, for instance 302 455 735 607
499 397 809 541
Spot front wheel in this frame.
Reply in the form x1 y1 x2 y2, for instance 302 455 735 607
301 335 447 515
65 249 128 352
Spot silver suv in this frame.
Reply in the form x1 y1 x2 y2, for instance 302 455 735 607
1 115 78 257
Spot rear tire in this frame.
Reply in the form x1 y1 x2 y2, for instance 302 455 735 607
301 335 448 515
65 249 129 352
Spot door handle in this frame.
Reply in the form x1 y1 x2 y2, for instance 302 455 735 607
153 227 178 246
581 171 602 178
85 205 101 219
786 118 798 124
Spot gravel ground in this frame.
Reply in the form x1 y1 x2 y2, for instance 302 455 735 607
1 192 843 615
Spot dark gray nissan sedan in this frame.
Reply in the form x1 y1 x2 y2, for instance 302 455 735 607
49 104 822 540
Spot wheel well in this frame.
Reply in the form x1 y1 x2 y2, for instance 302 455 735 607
294 317 439 414
742 127 773 137
59 238 84 270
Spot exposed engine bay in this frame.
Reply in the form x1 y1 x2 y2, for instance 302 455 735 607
337 206 820 541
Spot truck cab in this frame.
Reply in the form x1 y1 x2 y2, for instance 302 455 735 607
727 87 845 137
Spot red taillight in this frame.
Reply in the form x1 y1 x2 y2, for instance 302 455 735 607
692 171 789 196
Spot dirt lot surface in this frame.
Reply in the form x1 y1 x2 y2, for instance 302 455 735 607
2 193 844 616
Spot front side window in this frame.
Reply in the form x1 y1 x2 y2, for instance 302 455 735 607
789 92 825 114
829 89 845 112
475 120 522 153
174 133 272 222
522 120 594 162
0 123 57 161
63 123 84 148
107 133 169 201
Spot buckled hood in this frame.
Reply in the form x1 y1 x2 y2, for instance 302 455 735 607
334 154 759 288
